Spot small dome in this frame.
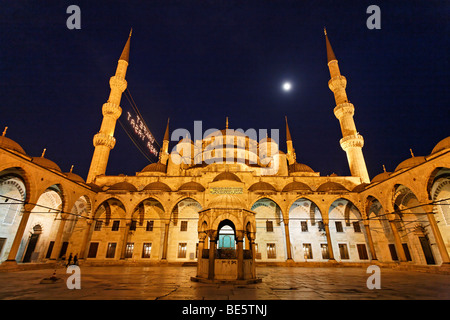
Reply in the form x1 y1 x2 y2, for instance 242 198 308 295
282 181 312 192
87 183 103 192
248 181 277 192
0 136 27 155
316 181 348 192
32 157 62 172
208 194 246 209
143 181 172 192
289 162 315 173
213 172 241 183
352 183 369 192
371 171 391 183
395 156 426 171
431 136 450 154
178 181 205 192
141 162 167 173
108 181 137 192
65 172 85 183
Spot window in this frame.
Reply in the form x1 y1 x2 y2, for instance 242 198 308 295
402 243 412 261
266 220 273 232
303 243 313 259
129 220 137 231
267 243 276 259
388 244 398 261
335 221 343 232
178 243 187 258
106 243 117 258
357 244 369 260
339 244 350 259
142 243 152 258
180 221 188 232
301 221 308 232
112 220 120 231
125 243 134 259
45 241 55 259
318 221 325 232
87 242 99 258
321 244 330 259
94 220 103 231
352 221 361 233
146 220 154 231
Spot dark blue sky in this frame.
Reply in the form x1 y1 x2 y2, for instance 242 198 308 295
1 1 449 180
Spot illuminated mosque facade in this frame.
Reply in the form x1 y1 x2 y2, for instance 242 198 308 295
0 30 449 281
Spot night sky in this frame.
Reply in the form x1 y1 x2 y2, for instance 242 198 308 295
1 1 449 180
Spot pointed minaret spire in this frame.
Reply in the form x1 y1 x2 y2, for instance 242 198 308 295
226 117 229 129
324 27 337 63
87 31 132 183
160 118 171 165
285 116 292 142
119 28 132 63
163 118 170 142
325 29 370 183
285 116 296 165
2 126 7 137
41 148 46 158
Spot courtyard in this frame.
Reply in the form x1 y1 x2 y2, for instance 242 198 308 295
0 265 448 300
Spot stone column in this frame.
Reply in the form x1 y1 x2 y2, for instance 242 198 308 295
49 215 67 260
79 220 93 259
197 233 205 277
236 232 244 280
208 234 216 280
120 222 131 259
6 203 35 263
161 222 170 260
426 210 450 264
364 221 378 261
389 220 407 262
283 219 293 261
324 223 335 260
249 233 256 279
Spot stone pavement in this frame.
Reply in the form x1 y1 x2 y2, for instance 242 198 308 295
0 265 448 300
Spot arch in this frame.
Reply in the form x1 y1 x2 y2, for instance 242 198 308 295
170 196 202 226
251 197 283 225
426 167 450 200
94 197 126 220
0 167 33 204
131 197 165 226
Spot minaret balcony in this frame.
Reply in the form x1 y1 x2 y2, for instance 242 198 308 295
102 102 122 119
340 134 364 151
109 76 127 92
93 132 117 149
333 102 355 119
328 75 347 92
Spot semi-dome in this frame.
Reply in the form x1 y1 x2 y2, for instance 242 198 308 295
282 181 312 192
289 162 315 173
65 172 85 183
108 181 138 192
208 194 246 209
248 181 277 192
316 181 348 192
212 172 241 183
0 136 27 155
141 162 167 173
431 136 450 154
143 181 172 192
395 156 426 171
178 181 205 192
32 156 62 172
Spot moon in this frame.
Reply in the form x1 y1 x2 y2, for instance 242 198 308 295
282 81 292 92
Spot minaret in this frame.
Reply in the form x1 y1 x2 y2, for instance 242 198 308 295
159 118 170 164
285 116 296 165
87 30 132 183
324 29 370 183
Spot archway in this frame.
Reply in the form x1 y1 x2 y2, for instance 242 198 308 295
251 197 285 261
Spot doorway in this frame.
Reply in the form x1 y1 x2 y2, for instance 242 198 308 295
23 225 42 262
419 236 435 265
